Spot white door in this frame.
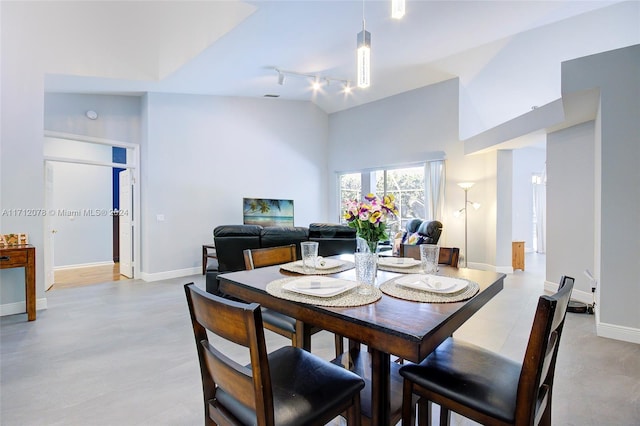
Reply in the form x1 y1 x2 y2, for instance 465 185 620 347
119 169 133 278
44 162 56 290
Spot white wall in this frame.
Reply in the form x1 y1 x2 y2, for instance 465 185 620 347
141 93 330 277
1 3 46 309
512 147 546 251
559 45 640 338
546 121 596 296
328 79 505 269
44 94 142 143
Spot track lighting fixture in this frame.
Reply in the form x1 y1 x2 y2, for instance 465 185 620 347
273 68 353 95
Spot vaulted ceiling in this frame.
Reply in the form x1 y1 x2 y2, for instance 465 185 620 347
12 1 638 138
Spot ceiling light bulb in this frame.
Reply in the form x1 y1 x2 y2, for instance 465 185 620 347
391 0 405 19
312 77 321 91
343 83 352 94
356 28 371 88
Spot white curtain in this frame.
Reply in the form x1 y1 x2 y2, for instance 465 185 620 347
425 160 446 221
533 171 546 253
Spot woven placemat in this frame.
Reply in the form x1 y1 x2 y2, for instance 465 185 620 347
280 260 355 275
379 276 480 303
266 277 381 307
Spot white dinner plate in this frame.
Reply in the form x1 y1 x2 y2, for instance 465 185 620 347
283 276 357 298
395 274 468 294
293 258 344 270
378 257 421 268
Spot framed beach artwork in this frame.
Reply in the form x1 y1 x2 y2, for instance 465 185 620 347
243 198 294 227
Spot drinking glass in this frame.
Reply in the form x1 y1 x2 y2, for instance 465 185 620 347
300 241 319 274
420 244 440 274
355 252 378 295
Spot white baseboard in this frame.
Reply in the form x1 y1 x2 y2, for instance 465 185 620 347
54 261 114 271
596 322 640 344
544 280 640 344
139 267 200 282
0 298 48 317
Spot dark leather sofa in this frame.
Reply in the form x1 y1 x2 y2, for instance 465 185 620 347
206 223 357 295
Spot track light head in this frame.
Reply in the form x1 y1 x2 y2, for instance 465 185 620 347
277 72 284 85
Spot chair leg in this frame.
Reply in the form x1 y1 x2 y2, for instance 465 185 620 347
402 380 416 426
439 406 451 426
417 399 430 426
335 334 344 357
346 394 361 426
294 320 312 351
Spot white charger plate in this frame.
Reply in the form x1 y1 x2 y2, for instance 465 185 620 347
378 257 421 268
283 276 356 298
395 274 468 294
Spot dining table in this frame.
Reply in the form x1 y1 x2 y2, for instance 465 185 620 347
218 254 505 425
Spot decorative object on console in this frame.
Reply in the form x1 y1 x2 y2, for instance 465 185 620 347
343 193 398 253
0 233 28 247
454 182 481 268
243 198 294 227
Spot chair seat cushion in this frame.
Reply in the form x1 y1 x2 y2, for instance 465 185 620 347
399 337 521 423
261 308 296 333
215 346 365 426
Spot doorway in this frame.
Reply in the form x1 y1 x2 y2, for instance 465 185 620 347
43 131 140 289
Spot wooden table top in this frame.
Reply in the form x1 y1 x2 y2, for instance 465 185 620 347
218 255 505 363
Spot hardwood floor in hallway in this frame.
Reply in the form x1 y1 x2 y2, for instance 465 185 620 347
51 263 128 289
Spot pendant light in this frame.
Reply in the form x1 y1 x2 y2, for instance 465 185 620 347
356 0 371 88
391 0 405 19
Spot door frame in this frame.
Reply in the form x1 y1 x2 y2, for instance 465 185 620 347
43 130 141 280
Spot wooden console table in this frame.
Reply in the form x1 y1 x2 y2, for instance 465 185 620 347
0 245 36 320
512 241 525 271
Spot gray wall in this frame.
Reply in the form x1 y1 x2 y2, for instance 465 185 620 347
558 45 640 334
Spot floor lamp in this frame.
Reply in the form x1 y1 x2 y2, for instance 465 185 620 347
454 182 481 268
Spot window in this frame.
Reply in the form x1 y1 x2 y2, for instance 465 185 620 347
338 165 425 234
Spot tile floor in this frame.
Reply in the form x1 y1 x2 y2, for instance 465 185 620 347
1 253 639 425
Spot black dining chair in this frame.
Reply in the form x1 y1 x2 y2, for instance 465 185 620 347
184 282 364 426
243 244 344 357
399 276 575 426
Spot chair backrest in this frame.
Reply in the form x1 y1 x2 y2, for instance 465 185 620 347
559 275 575 290
438 247 460 267
515 276 574 425
184 283 275 426
243 244 296 270
399 244 460 267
